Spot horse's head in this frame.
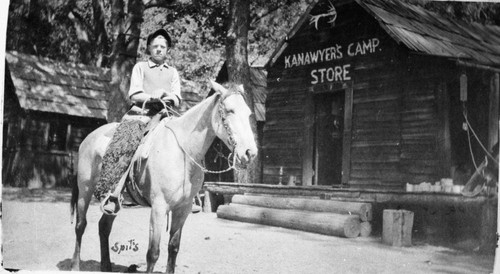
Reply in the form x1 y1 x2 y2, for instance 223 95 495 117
210 80 258 168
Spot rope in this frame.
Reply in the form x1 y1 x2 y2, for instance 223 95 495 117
165 126 238 174
161 91 245 174
462 104 499 165
466 119 479 170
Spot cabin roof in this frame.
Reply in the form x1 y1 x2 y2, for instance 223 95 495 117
267 0 500 69
357 0 500 67
6 51 110 120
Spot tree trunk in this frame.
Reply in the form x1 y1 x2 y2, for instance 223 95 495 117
107 0 144 122
93 0 109 67
226 0 261 184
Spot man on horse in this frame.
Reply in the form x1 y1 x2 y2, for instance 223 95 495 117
96 29 192 215
127 28 181 121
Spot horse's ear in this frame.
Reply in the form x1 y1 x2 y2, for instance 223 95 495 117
209 80 225 95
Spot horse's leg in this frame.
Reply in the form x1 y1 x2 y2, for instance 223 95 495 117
146 201 169 273
71 183 94 271
166 204 192 274
99 214 117 272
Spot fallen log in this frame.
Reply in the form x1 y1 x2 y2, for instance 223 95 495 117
217 203 361 238
231 194 372 221
360 221 372 237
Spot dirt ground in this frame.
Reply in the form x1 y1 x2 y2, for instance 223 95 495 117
1 187 495 274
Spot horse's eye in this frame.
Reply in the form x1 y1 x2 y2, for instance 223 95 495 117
226 109 235 114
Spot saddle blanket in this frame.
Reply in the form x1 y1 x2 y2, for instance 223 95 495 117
94 119 146 201
94 114 174 207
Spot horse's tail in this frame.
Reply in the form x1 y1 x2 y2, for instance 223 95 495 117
70 179 79 224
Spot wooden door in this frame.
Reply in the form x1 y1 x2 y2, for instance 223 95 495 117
314 91 345 185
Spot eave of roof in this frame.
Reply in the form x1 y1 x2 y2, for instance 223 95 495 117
6 51 110 120
356 0 500 68
266 0 500 70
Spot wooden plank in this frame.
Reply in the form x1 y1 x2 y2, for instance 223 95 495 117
350 169 403 181
263 157 302 167
351 146 400 157
342 84 353 185
401 112 436 122
353 94 399 104
400 164 439 175
489 73 499 149
203 190 215 213
65 124 72 151
217 204 361 238
348 180 403 188
352 129 401 141
382 209 414 247
360 221 372 237
351 140 400 147
302 94 314 186
351 162 400 171
262 142 304 150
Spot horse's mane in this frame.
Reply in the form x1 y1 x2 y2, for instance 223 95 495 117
162 92 221 145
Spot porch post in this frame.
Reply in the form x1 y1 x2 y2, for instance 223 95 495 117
341 82 353 186
488 73 499 149
302 93 314 186
495 119 500 274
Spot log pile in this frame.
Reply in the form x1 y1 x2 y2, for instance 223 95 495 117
217 194 373 238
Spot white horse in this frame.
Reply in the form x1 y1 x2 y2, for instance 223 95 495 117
70 80 257 273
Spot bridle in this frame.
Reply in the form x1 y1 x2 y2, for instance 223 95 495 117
217 91 242 149
165 91 245 174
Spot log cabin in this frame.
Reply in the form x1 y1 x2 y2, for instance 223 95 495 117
205 0 500 251
3 51 204 189
3 51 110 188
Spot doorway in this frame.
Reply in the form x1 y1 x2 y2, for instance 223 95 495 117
313 91 345 185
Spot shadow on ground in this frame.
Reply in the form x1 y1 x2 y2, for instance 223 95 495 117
2 187 99 204
57 258 133 272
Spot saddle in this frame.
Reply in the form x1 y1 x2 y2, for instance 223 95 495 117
96 107 173 214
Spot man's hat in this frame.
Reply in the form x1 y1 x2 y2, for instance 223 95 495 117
147 29 172 47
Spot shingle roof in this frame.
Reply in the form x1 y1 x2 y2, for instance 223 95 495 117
267 0 500 69
357 0 500 67
250 67 267 122
6 51 110 119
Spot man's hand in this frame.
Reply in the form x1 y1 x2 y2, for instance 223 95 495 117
161 94 176 107
145 97 166 112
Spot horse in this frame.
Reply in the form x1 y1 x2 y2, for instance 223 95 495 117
70 80 258 273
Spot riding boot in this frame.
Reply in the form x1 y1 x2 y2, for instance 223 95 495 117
102 196 119 215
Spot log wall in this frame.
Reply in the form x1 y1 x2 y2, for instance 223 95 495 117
2 112 103 188
263 1 457 190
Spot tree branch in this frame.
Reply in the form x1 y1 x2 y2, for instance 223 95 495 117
143 0 177 9
250 3 283 27
68 10 91 43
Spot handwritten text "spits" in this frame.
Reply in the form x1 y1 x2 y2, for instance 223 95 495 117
111 239 139 254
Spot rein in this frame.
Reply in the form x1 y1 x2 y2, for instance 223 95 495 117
165 91 243 174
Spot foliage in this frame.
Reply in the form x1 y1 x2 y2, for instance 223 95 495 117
7 0 499 83
408 0 500 25
6 0 307 69
139 5 226 82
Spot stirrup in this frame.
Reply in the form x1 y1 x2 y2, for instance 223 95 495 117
100 192 123 216
192 195 202 214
